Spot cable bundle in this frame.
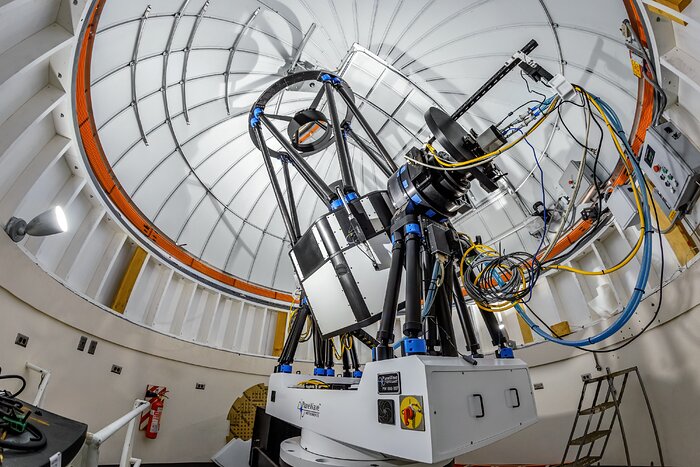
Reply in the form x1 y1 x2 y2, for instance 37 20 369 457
460 245 541 313
424 81 656 348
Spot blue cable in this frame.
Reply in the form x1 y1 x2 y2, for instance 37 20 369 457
513 94 653 347
499 128 547 303
523 134 547 302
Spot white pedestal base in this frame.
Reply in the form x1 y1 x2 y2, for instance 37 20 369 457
279 431 450 467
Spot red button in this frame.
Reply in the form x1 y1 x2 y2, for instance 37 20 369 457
653 165 661 173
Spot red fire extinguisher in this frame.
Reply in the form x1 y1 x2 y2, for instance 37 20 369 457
145 394 165 439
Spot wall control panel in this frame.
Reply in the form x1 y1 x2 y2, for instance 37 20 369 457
641 122 700 215
558 160 595 202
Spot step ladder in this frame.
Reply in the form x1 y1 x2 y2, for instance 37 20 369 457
559 366 664 467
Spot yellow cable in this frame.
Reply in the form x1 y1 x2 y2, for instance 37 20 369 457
430 97 560 168
330 339 343 360
455 89 647 316
286 290 313 342
545 89 646 275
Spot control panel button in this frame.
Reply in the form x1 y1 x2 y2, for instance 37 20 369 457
653 165 661 173
399 395 425 431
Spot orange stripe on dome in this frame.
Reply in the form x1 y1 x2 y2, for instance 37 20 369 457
75 0 293 304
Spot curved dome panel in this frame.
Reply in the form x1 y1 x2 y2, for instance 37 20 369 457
80 0 638 299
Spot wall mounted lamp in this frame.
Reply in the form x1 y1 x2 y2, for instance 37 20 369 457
4 206 68 242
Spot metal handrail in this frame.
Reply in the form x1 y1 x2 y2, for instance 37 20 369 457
84 399 150 467
25 362 51 408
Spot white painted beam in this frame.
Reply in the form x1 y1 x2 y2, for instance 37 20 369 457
85 231 127 299
55 206 105 278
207 298 231 346
169 281 197 336
222 300 243 350
228 301 247 351
661 47 700 95
0 134 70 220
0 0 63 56
196 292 220 343
142 265 174 327
0 23 72 89
0 85 64 163
257 307 270 355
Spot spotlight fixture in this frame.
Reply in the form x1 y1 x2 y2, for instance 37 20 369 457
4 206 68 243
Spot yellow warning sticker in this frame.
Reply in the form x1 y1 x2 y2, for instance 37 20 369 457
630 57 643 79
399 395 425 431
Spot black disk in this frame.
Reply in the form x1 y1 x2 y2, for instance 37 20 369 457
424 107 473 162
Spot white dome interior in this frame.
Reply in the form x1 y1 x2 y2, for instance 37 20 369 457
87 0 637 294
2 0 700 465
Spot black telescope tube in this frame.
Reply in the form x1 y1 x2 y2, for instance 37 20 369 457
349 339 360 371
324 82 357 192
281 158 301 240
335 85 399 174
277 302 309 366
375 229 405 360
346 127 394 178
341 345 352 377
312 318 324 369
452 269 481 355
254 125 297 245
403 228 423 339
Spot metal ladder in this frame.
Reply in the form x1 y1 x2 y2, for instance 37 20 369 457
560 367 664 467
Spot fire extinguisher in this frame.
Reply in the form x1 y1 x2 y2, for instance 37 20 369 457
145 394 165 439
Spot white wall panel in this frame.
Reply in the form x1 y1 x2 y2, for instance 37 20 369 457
0 0 61 56
123 256 156 323
95 239 136 305
152 274 185 333
180 285 207 340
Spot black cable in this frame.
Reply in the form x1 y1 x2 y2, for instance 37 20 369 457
0 375 26 398
428 316 478 365
522 302 559 337
574 176 665 353
520 70 547 103
542 88 607 266
462 250 542 306
519 178 665 354
0 422 47 451
543 211 613 265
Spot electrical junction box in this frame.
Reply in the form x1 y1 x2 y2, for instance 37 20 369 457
558 160 596 203
641 122 700 216
607 185 640 229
